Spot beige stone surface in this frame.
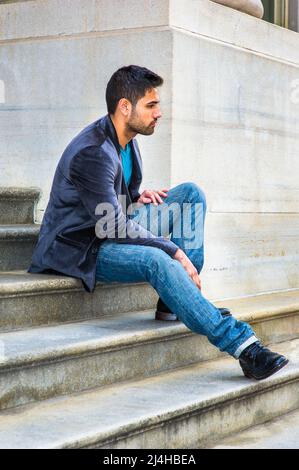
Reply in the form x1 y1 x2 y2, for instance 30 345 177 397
170 0 299 64
0 271 158 331
212 408 299 448
171 31 299 212
211 0 264 18
0 0 169 40
0 0 298 299
0 288 298 410
170 25 299 298
0 186 40 224
1 1 298 63
0 337 296 448
0 29 173 221
202 212 299 299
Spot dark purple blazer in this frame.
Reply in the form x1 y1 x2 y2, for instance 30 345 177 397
28 115 178 291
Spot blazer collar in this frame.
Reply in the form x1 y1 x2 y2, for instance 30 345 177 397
130 139 142 179
100 114 121 154
98 114 142 175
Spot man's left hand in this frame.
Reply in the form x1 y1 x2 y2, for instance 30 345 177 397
137 188 169 205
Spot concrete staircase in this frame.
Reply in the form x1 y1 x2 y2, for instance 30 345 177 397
0 188 40 270
211 407 299 449
0 188 298 449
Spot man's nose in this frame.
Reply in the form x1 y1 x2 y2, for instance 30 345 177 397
154 108 162 119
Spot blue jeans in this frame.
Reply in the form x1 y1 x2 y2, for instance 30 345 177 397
96 182 258 358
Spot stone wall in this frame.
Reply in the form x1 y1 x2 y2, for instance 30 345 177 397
0 0 299 299
211 0 264 18
169 0 299 298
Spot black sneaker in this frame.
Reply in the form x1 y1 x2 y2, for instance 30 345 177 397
218 307 232 317
155 298 178 321
239 341 289 380
155 298 232 321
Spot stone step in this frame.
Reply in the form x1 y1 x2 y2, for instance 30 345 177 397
0 338 297 449
0 187 40 225
0 225 39 271
0 290 299 411
211 408 299 449
0 271 158 332
1 269 299 337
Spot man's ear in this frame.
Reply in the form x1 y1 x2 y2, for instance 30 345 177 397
119 98 130 116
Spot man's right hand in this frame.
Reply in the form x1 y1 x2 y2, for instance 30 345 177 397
173 248 201 290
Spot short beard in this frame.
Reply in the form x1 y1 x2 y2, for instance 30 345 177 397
126 109 155 136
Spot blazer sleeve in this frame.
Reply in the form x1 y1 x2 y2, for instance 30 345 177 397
69 146 178 257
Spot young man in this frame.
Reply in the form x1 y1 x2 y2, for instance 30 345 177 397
29 65 288 381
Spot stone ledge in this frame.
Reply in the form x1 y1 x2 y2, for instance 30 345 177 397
170 0 299 66
0 0 169 41
0 298 299 372
211 407 299 448
1 288 298 369
0 272 158 331
0 271 147 296
0 224 40 240
211 0 264 18
1 0 298 65
0 288 298 411
0 187 40 200
0 188 40 225
0 337 297 448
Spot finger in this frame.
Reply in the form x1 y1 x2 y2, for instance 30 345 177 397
150 194 158 206
157 190 168 198
194 276 201 290
154 192 164 204
190 272 199 287
142 197 152 204
196 275 202 290
191 267 198 277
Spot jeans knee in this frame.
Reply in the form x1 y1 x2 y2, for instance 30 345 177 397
145 248 173 279
182 182 206 207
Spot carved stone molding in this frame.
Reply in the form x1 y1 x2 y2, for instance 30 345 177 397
211 0 264 18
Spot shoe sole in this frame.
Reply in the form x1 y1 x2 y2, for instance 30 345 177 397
155 311 178 321
241 358 289 380
155 309 232 321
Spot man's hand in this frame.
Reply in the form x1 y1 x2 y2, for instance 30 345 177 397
173 248 202 290
137 188 169 205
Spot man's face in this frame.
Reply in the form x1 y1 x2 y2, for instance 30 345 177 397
126 88 162 136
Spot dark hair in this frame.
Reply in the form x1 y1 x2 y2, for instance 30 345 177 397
106 65 163 115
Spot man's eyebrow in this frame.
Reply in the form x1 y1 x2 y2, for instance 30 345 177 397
146 100 160 105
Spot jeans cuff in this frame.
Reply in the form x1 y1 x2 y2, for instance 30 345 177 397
233 335 259 359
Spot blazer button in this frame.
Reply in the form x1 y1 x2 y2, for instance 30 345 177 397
91 247 98 255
